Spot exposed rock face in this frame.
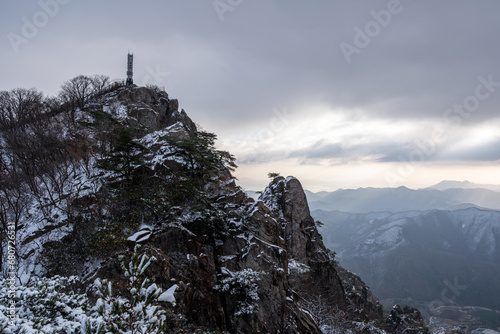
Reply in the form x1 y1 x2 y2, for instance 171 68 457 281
259 177 393 327
113 86 197 135
334 262 385 321
218 196 322 333
260 177 347 310
142 184 323 333
268 176 322 262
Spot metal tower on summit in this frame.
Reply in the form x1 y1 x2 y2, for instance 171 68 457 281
126 53 133 86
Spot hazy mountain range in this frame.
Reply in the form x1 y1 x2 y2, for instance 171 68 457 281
314 207 500 328
429 180 500 192
304 181 500 213
300 181 500 331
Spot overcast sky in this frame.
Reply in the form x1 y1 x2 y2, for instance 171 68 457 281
1 1 500 191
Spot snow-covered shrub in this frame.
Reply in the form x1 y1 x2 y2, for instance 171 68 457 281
288 259 310 275
216 268 262 316
0 275 89 334
300 295 352 334
82 244 170 334
0 245 173 334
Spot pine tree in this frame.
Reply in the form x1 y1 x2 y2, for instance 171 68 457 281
97 125 149 193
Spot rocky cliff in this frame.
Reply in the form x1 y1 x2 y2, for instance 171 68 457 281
0 84 429 333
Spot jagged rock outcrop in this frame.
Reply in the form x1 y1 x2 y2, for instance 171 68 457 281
111 86 197 135
260 177 347 309
259 177 389 328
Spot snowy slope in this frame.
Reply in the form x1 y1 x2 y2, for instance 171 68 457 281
0 86 192 282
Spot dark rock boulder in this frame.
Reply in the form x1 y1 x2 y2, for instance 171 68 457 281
386 304 430 334
334 262 384 321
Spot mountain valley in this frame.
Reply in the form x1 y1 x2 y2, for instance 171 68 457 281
308 186 500 333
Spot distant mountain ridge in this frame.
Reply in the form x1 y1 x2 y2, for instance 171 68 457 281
301 180 500 331
428 180 500 192
313 207 500 330
303 182 500 213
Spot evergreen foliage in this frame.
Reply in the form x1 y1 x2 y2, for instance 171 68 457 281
216 268 262 316
267 172 280 179
42 106 238 268
0 246 172 334
0 276 88 333
83 245 170 334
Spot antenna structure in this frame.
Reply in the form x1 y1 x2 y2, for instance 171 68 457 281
126 53 133 86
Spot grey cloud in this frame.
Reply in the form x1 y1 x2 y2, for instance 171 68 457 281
286 139 409 164
288 140 343 160
1 0 500 166
285 136 500 165
438 140 500 162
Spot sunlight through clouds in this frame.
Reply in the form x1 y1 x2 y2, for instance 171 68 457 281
1 1 500 191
